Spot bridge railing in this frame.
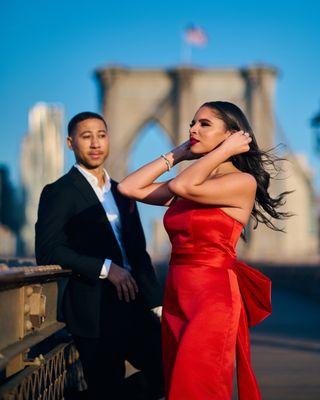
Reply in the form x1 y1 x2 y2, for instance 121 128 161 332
0 264 85 400
252 261 320 302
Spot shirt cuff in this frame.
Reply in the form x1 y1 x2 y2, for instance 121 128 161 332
99 259 112 279
151 306 162 318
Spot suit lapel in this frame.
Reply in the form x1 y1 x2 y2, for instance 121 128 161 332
67 167 121 251
68 167 106 213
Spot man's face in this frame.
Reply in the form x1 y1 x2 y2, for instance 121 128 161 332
67 118 109 168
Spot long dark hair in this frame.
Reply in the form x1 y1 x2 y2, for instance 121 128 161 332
202 101 292 232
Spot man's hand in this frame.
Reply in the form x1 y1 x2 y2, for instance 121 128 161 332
107 262 139 302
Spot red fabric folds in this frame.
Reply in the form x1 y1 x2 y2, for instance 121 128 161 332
234 261 272 327
234 260 271 400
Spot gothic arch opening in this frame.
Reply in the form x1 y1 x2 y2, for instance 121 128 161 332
128 120 175 262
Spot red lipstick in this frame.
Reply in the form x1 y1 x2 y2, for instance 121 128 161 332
190 138 200 146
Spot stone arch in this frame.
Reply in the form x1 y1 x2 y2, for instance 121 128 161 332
129 116 174 152
95 65 277 180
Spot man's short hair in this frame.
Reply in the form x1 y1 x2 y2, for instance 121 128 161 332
67 112 108 137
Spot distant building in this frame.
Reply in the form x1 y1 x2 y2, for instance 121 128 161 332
20 103 64 256
0 224 17 257
318 196 320 254
0 166 20 256
0 166 21 232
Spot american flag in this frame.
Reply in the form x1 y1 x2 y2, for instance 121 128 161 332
184 25 208 47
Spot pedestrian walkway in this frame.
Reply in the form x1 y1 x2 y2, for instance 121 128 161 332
232 285 320 400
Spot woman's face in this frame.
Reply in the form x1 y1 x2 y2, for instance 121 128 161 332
189 106 230 154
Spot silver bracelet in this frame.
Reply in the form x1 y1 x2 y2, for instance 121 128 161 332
160 154 172 172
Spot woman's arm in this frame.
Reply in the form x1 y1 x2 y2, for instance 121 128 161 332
168 131 257 207
118 144 189 206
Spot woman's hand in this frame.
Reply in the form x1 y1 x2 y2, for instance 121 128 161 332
171 140 203 163
219 131 252 157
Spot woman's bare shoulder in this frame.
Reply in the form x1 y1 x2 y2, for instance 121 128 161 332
211 171 257 189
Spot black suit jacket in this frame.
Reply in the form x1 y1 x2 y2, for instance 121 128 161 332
35 167 162 337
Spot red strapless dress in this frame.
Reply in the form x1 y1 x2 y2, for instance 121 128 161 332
162 198 272 400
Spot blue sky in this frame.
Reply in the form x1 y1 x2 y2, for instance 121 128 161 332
1 0 319 236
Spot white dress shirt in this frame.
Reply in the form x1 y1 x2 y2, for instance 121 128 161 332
75 164 131 278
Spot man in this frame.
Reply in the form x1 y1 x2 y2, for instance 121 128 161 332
35 112 163 399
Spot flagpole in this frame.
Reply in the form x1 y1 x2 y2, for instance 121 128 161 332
184 44 192 65
181 35 192 65
181 36 192 65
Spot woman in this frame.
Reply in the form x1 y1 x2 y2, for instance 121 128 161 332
118 101 290 399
